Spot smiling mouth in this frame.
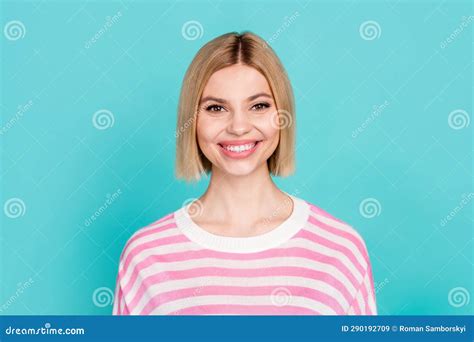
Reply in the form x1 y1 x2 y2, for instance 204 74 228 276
217 140 262 153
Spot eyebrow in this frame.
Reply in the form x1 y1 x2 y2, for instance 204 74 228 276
199 92 272 104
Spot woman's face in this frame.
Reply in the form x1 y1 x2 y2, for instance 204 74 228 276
196 64 280 177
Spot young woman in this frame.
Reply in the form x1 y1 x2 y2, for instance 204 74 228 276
113 31 377 315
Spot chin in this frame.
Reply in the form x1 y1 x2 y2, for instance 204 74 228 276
217 161 267 177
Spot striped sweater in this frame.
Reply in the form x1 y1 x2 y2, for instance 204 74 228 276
112 194 377 315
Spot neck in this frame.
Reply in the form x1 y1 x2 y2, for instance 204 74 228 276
198 162 289 231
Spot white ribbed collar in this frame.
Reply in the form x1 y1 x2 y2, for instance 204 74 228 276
174 193 309 253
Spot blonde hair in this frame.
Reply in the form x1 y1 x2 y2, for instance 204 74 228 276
175 31 295 182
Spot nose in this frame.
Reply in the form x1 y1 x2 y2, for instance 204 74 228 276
226 109 252 135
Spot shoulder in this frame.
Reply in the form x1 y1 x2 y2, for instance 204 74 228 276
117 211 181 270
301 198 371 264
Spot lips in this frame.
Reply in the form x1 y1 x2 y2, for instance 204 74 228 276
218 139 260 146
217 140 262 158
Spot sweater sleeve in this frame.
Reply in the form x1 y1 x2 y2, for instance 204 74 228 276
346 262 377 315
112 267 130 315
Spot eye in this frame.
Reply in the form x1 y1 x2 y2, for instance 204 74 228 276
251 102 271 111
205 104 226 112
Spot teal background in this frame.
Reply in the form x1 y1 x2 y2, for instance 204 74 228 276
1 0 472 315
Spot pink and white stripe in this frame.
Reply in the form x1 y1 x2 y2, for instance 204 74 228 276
113 198 377 315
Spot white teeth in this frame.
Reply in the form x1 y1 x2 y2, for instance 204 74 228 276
222 142 256 153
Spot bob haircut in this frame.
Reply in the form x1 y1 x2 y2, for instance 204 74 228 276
175 31 296 182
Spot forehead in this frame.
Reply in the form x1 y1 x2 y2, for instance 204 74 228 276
201 64 272 99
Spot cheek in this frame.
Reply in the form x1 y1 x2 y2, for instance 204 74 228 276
261 126 280 155
270 127 280 141
261 124 280 144
196 117 219 148
254 114 280 140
